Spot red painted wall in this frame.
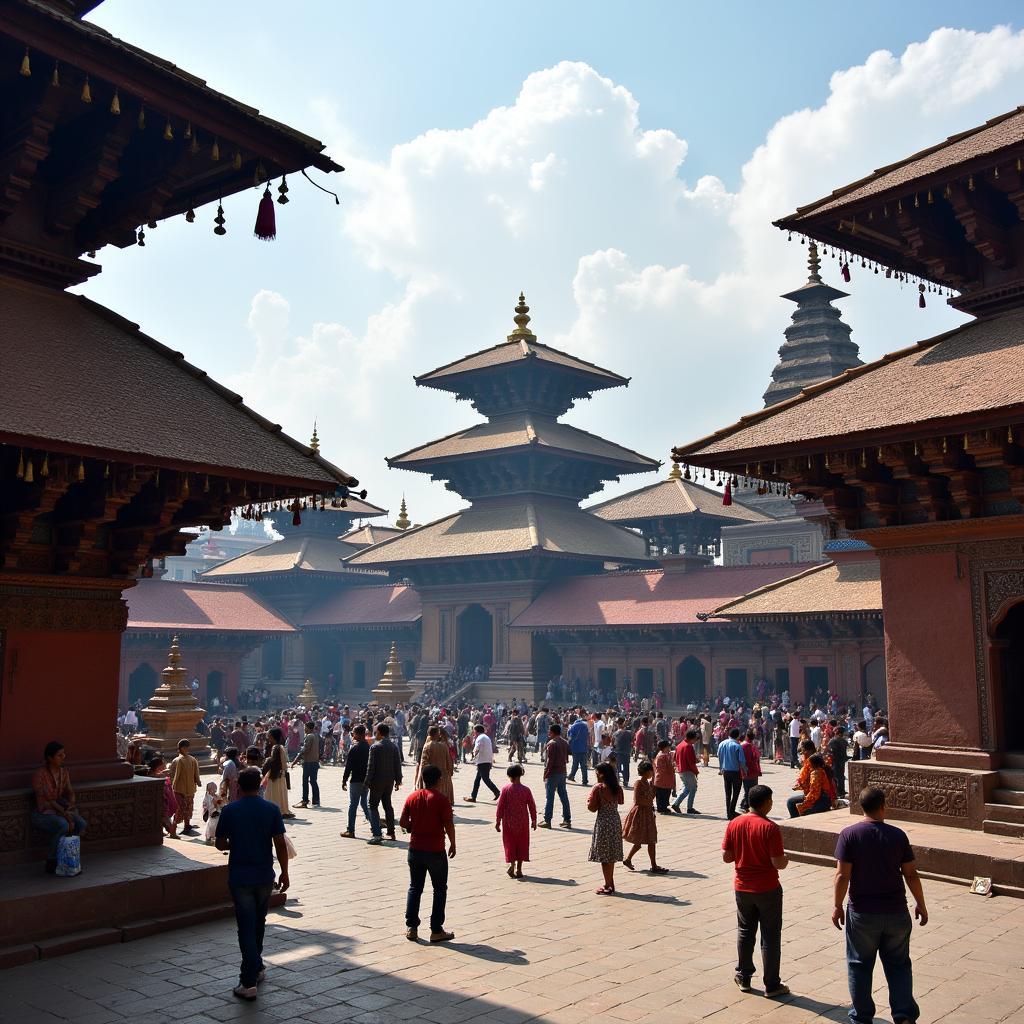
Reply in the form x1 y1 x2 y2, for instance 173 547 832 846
1 628 131 788
880 550 978 749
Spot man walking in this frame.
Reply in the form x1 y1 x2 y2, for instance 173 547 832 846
671 727 701 814
215 767 289 1001
717 727 747 820
464 724 500 802
722 784 789 999
340 724 372 839
613 717 633 786
292 719 321 809
833 787 927 1024
170 738 201 835
789 714 802 768
364 723 402 845
535 707 551 762
828 726 849 799
566 714 591 785
540 723 572 829
400 764 456 944
699 714 714 768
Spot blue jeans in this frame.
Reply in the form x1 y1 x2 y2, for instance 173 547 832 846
618 756 630 787
31 810 87 858
229 883 273 988
787 792 831 817
673 771 698 811
347 781 371 834
406 850 448 933
544 772 570 824
301 762 320 805
568 752 589 785
846 909 919 1024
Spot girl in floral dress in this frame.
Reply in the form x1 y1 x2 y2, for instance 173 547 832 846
587 761 624 895
495 764 537 878
621 761 669 874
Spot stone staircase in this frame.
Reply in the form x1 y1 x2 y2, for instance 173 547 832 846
984 752 1024 837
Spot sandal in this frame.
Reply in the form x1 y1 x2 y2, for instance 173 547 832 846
595 886 615 895
649 865 670 874
507 865 515 877
622 860 635 871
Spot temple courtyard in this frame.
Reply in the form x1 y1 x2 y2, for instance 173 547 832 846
3 758 1022 1024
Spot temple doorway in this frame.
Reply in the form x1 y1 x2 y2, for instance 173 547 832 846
862 655 886 706
128 663 158 706
458 604 493 669
994 601 1024 752
206 670 223 704
725 667 748 702
676 657 706 705
636 668 654 698
262 637 283 681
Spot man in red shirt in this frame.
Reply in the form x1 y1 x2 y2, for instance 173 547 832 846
671 728 701 815
399 764 456 943
722 784 790 999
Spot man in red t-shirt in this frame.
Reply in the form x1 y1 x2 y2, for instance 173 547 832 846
399 764 456 943
721 784 790 998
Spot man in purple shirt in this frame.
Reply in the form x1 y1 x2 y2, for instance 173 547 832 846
539 724 571 830
833 786 928 1024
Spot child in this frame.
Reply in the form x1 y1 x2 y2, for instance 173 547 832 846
149 756 178 839
495 764 537 879
653 740 675 814
587 761 624 895
622 760 668 874
201 781 224 844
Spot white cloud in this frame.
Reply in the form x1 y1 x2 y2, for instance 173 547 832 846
233 30 1024 523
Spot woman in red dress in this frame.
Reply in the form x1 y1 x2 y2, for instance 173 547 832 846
495 763 537 878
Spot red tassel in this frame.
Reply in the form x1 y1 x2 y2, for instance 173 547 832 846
723 480 732 506
254 186 276 240
840 262 851 283
919 292 926 308
292 510 301 526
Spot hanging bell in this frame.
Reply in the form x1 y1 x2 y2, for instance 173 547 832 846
24 458 34 484
233 150 242 171
81 76 92 104
163 119 174 141
277 175 290 205
16 449 24 479
20 48 31 77
137 225 145 247
185 206 196 223
214 202 226 236
138 105 146 130
918 283 926 309
211 138 220 161
51 61 60 87
184 121 192 139
110 88 121 115
189 131 199 156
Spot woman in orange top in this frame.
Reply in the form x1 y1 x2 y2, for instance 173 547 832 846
788 754 832 817
652 740 675 813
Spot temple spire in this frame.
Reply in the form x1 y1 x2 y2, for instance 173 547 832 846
807 240 822 283
310 421 320 453
508 291 536 341
395 496 411 530
668 460 682 480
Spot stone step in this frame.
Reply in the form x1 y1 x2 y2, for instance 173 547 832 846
1002 753 1024 770
985 802 1024 824
998 769 1024 789
983 819 1024 839
991 788 1024 806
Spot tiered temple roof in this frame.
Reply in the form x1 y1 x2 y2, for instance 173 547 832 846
302 584 422 631
348 295 657 584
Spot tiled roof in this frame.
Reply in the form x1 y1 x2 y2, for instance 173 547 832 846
709 559 882 619
589 477 771 523
346 502 650 566
125 579 295 633
675 310 1024 462
779 107 1024 224
302 585 422 628
390 414 658 470
416 339 628 389
201 535 369 579
341 524 406 548
510 563 815 630
1 279 357 489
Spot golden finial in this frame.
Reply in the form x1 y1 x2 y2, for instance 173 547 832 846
395 497 411 530
807 241 822 282
508 291 536 340
668 461 682 480
310 421 320 454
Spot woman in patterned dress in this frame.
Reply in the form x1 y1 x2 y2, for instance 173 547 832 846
495 763 537 878
622 761 669 873
587 761 624 895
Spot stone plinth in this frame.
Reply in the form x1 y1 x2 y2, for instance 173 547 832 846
131 636 211 764
372 642 414 705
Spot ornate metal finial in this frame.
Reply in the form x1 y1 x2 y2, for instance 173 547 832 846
310 421 320 453
508 291 536 339
160 634 189 692
395 497 411 531
807 241 822 283
668 461 682 480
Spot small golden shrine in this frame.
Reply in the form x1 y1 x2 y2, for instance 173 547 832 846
298 678 320 707
132 636 213 764
372 642 415 704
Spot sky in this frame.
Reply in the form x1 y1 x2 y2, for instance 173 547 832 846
82 1 1024 526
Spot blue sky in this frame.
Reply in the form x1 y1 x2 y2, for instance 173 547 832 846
83 2 1024 523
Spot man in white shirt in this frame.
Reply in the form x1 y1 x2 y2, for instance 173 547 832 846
853 723 874 761
788 716 802 768
123 708 138 734
592 717 605 767
810 722 822 750
862 704 872 727
465 725 500 801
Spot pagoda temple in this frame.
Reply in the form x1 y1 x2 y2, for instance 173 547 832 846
674 104 1024 880
347 295 659 697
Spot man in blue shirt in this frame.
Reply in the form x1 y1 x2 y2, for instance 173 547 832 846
566 715 591 785
216 767 289 1001
717 727 747 820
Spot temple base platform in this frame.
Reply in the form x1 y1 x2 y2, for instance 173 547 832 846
781 809 1024 899
0 836 284 968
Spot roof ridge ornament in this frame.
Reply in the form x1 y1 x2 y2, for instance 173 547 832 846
508 291 536 341
807 241 822 283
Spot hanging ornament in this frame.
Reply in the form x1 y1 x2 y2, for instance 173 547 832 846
163 119 173 141
137 225 145 246
138 105 146 130
254 185 276 240
189 131 199 156
926 189 933 204
77 459 85 482
723 479 733 507
51 61 60 87
185 204 196 223
40 453 49 478
214 201 226 236
918 283 926 309
184 121 192 139
254 159 266 186
211 138 220 161
233 150 242 171
110 88 121 115
20 47 32 77
840 261 851 283
277 175 290 204
16 449 24 479
104 462 110 479
24 457 34 484
81 76 92 104
968 175 975 192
